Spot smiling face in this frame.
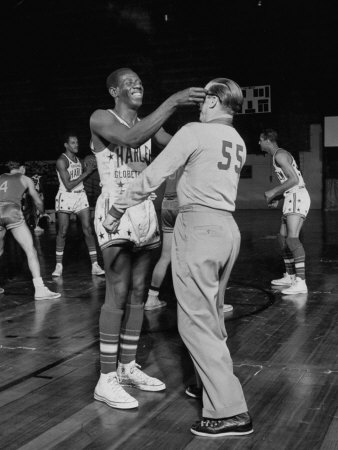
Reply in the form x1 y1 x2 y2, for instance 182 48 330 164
114 70 144 109
65 136 79 154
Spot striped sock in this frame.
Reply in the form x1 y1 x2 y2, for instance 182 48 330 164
88 248 97 264
293 245 306 280
56 249 64 265
283 249 295 275
119 304 144 365
99 305 124 374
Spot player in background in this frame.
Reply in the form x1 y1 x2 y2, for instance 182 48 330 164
0 161 61 300
52 133 105 277
144 168 182 310
90 67 206 410
103 77 253 437
259 129 311 294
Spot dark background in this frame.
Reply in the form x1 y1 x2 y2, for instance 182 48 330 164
0 0 337 161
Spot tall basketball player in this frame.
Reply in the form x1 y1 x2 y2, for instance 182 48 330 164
52 133 105 277
90 67 206 409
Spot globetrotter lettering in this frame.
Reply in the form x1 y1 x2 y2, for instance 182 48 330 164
114 170 140 179
115 144 151 168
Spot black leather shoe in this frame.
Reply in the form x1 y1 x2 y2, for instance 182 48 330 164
190 412 253 437
185 384 202 399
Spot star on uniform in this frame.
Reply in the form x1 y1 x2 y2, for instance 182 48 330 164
108 152 114 161
112 227 120 235
99 233 104 240
127 229 132 236
99 216 103 222
118 181 124 193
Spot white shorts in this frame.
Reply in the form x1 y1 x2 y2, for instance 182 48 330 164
94 194 160 251
55 191 89 214
282 188 311 219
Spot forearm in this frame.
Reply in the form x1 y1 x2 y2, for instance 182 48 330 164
117 98 177 148
63 172 89 191
35 199 45 214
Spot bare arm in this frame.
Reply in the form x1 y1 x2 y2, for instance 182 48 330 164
90 87 206 150
265 151 299 203
152 127 172 150
56 156 95 192
22 176 44 213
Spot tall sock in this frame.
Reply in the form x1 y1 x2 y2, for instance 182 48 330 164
89 248 97 264
277 234 295 275
148 286 160 297
99 305 124 374
119 304 144 365
286 237 306 280
56 249 64 265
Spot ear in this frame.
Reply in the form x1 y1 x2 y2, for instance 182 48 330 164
209 96 218 108
109 86 119 98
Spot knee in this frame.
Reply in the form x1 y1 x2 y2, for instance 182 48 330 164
82 224 92 237
286 237 302 252
57 227 68 239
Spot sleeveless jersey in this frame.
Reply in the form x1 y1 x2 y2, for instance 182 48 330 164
93 110 152 202
272 149 305 194
0 173 26 207
57 154 84 193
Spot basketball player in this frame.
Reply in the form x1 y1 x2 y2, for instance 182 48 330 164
144 168 182 310
103 77 253 437
90 67 206 410
52 133 105 277
259 129 311 294
0 161 61 300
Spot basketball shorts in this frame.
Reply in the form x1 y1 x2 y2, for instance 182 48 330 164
0 202 24 231
55 190 89 214
282 188 311 219
161 197 179 233
94 193 160 251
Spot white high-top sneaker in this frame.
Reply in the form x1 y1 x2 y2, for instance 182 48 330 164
271 273 295 286
144 294 167 311
94 372 138 409
117 361 166 391
34 286 61 300
92 262 105 276
281 277 308 294
52 263 63 277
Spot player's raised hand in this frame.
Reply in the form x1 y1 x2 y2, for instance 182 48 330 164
171 87 207 107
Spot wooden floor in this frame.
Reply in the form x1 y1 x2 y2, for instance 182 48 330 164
1 209 338 450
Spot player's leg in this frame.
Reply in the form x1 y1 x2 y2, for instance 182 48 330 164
0 228 5 294
77 207 104 275
281 214 308 294
10 223 60 300
271 219 296 285
144 231 171 310
52 211 70 276
117 249 166 391
94 245 138 409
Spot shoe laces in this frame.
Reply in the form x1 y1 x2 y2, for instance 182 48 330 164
200 419 222 428
107 374 132 398
128 363 149 382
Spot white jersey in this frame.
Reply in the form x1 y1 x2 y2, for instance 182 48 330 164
94 110 152 201
272 150 305 195
57 154 84 193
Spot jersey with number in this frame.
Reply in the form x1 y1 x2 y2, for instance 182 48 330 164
57 154 84 193
0 173 26 207
93 110 152 202
272 149 305 194
112 118 246 214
